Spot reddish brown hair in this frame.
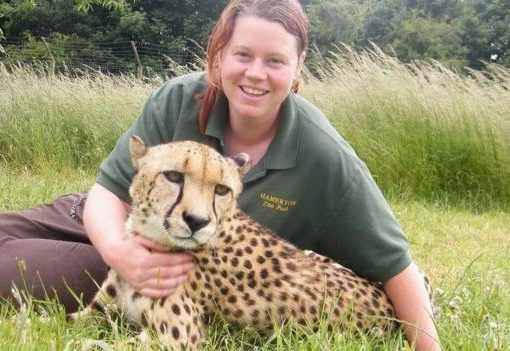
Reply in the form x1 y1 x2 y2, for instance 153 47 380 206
198 0 309 134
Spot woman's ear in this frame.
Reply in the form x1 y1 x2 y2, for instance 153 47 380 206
295 50 307 78
292 51 307 92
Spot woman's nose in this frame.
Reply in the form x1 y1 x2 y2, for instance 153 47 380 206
245 59 267 80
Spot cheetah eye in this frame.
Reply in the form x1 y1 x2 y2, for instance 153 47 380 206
214 184 231 196
163 171 184 184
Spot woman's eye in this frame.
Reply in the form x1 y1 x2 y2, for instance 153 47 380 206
269 58 283 64
215 184 231 196
163 171 184 183
235 51 250 59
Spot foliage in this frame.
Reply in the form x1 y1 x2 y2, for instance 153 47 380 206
389 14 468 66
2 0 510 71
75 0 132 13
305 0 509 70
307 0 366 48
0 0 226 74
475 0 510 66
362 0 407 45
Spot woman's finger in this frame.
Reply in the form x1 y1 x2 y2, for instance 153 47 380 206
149 252 195 266
133 236 194 264
133 235 171 252
147 262 195 279
138 273 189 296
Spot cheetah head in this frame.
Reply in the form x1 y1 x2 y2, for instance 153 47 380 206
127 135 250 250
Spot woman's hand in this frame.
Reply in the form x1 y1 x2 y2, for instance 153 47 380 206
106 235 194 297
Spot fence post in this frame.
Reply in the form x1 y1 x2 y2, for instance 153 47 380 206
131 40 143 79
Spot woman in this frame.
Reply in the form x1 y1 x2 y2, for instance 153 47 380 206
0 0 440 349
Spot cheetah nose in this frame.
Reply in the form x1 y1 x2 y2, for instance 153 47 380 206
183 212 210 233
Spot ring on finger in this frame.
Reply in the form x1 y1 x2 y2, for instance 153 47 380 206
157 267 162 284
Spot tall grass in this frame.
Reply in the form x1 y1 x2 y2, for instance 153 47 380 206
0 63 156 173
1 46 510 211
303 45 510 211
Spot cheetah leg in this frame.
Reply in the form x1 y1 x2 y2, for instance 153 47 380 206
67 272 118 323
141 290 205 350
420 270 441 317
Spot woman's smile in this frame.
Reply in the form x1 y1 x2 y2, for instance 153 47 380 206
239 85 269 96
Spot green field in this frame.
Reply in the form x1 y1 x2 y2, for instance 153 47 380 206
1 49 509 349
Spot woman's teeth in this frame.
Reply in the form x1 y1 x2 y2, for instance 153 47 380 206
241 86 267 96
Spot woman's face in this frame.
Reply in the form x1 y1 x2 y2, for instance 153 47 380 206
220 15 305 125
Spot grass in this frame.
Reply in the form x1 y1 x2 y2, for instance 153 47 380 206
0 63 155 172
1 48 509 349
1 199 508 350
2 47 510 211
303 45 510 211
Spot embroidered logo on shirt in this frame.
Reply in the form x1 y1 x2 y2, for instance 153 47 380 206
259 192 298 212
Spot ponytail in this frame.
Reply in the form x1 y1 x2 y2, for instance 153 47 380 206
198 85 219 135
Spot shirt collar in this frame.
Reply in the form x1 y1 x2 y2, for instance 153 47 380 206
204 92 300 171
263 94 300 170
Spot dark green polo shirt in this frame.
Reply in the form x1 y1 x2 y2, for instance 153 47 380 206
97 72 412 282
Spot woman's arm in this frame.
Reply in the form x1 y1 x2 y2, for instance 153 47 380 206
83 183 194 297
383 263 442 351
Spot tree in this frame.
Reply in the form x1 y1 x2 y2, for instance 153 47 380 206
478 0 510 65
306 0 366 51
2 0 510 71
389 14 468 66
0 0 229 74
0 0 129 40
362 0 407 44
405 0 464 21
458 5 491 69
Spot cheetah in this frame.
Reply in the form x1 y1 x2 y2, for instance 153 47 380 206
71 136 435 350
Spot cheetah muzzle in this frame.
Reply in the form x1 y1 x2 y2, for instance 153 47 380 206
70 136 435 350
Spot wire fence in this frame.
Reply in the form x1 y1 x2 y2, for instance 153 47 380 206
0 36 204 77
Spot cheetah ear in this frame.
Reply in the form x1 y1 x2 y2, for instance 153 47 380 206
129 135 148 170
230 153 251 176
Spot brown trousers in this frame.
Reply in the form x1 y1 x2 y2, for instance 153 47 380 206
0 194 108 312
